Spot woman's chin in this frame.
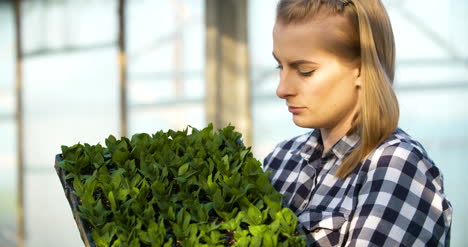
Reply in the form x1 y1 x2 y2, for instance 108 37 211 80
292 115 317 129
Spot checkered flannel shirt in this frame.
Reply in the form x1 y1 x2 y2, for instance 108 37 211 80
263 128 452 246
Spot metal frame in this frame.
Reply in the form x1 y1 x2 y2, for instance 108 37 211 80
205 0 252 145
13 1 24 247
118 0 127 137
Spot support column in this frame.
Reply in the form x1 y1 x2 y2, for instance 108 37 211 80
205 0 252 145
13 0 25 246
118 0 128 137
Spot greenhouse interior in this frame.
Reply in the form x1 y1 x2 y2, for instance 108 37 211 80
0 0 467 246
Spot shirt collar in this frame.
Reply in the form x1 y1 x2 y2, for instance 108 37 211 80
297 129 361 162
328 131 361 160
296 129 322 161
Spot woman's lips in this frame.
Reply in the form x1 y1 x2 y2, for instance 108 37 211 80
288 106 306 114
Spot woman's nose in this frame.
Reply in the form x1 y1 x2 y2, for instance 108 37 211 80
276 71 295 99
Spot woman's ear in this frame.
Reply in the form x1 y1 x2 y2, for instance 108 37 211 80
355 77 362 88
353 66 362 88
355 81 361 88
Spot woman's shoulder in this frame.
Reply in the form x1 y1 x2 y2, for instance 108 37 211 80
356 128 452 244
377 127 430 157
363 127 441 182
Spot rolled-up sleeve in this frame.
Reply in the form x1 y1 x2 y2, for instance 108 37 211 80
345 144 452 246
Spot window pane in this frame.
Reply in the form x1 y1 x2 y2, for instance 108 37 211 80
0 2 16 246
127 0 205 133
25 172 82 247
0 121 16 247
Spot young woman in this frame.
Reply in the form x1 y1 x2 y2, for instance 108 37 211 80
263 0 452 246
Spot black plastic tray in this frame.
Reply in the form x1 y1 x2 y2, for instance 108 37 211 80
54 154 95 247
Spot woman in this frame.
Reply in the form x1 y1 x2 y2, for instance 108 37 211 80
263 0 452 246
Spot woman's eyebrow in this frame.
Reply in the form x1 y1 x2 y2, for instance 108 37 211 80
272 52 317 68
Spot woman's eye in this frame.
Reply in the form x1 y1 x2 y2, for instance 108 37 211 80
298 70 315 77
276 64 283 70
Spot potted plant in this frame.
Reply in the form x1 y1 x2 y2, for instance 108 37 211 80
55 124 305 246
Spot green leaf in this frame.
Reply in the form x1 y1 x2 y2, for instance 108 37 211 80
249 225 267 236
92 229 114 247
130 133 151 146
195 204 208 223
116 188 130 201
94 200 107 216
219 155 229 174
172 223 183 240
105 135 117 153
112 149 129 166
209 230 222 244
108 191 117 213
282 208 295 224
111 168 125 189
263 231 275 247
183 210 191 230
240 149 249 160
72 179 84 197
234 230 251 247
129 238 140 247
263 194 282 215
129 171 141 187
163 238 173 247
206 174 216 194
247 205 263 225
61 145 69 155
110 238 124 247
212 190 223 206
250 235 263 247
167 206 175 221
147 221 159 238
269 219 280 233
178 163 189 177
176 208 186 225
58 160 73 172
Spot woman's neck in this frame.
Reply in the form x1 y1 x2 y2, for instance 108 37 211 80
320 110 358 156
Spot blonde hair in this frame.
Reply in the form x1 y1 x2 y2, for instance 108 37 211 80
276 0 399 179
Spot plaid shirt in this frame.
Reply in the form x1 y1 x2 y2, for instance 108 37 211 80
263 128 452 246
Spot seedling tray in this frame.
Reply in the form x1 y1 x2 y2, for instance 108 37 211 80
55 153 95 247
53 126 305 246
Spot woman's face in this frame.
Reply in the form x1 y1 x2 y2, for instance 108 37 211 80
272 17 361 131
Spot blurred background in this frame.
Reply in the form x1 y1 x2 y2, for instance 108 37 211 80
0 0 466 246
